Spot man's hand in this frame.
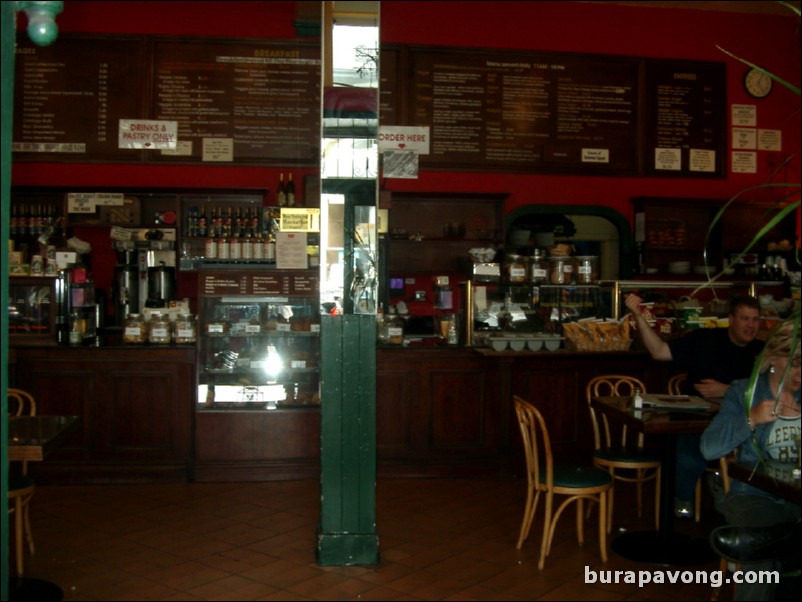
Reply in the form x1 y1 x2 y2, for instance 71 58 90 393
693 379 729 399
625 293 644 315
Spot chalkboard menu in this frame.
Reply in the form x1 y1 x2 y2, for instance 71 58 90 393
644 60 726 177
408 48 641 174
150 38 320 164
383 45 726 177
13 35 145 162
12 34 321 166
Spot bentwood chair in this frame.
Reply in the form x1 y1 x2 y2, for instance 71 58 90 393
7 388 37 576
586 375 661 532
669 373 724 524
513 395 613 570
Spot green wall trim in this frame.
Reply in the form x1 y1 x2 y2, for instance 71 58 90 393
317 314 378 565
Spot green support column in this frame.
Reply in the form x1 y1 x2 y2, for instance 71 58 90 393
317 313 379 565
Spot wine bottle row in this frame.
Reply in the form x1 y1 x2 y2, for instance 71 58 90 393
185 206 281 240
9 202 60 240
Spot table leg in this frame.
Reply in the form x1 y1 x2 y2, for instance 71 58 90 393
610 432 717 566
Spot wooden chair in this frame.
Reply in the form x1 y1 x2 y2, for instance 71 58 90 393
669 373 724 524
710 454 733 602
586 375 661 532
513 395 613 570
7 388 37 576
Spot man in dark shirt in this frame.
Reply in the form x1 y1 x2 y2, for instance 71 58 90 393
626 293 764 518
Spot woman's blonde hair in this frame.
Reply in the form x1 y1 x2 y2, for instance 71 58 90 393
759 319 801 373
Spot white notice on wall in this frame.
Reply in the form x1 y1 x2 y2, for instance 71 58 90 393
654 148 681 171
758 129 782 151
581 148 610 163
202 138 234 162
732 127 757 149
276 232 309 270
161 140 193 156
689 149 715 173
118 119 178 149
731 151 757 174
731 104 756 127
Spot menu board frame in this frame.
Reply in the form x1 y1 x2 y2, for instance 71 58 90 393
382 44 726 178
12 33 321 167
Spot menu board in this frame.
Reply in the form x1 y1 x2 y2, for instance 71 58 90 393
12 34 320 166
150 38 321 164
12 35 145 162
407 48 641 174
382 45 726 177
200 271 318 297
644 60 726 177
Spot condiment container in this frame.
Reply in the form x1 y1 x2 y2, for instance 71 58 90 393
147 312 171 344
504 254 527 283
528 250 548 283
575 255 598 284
174 313 197 344
123 313 146 344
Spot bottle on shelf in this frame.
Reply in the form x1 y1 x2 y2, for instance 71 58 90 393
208 206 219 238
277 173 287 207
286 173 296 207
197 206 208 238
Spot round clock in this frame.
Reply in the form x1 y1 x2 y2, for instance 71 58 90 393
744 68 772 98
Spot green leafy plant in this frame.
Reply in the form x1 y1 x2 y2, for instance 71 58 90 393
698 1 800 468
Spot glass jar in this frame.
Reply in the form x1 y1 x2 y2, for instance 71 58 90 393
575 255 598 284
548 256 568 284
69 309 87 346
123 313 146 344
174 313 197 344
147 312 171 344
504 254 527 283
528 250 547 284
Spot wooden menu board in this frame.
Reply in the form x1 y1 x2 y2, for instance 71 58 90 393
150 38 320 165
407 47 641 174
12 35 145 162
644 60 726 177
12 34 320 166
384 45 726 177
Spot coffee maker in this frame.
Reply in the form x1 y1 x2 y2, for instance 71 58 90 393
112 243 139 326
112 230 176 322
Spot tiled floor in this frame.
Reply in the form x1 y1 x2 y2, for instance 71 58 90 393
14 477 732 601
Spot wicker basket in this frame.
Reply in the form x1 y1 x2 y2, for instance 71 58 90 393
562 319 633 352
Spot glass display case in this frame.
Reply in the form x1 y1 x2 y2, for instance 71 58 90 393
197 269 320 410
8 276 60 346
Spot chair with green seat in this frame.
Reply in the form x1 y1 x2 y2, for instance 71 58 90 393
586 375 661 532
513 395 613 570
7 388 37 576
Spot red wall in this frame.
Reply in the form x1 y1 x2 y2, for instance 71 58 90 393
11 1 801 291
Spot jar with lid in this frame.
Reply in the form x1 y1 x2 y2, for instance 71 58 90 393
123 313 146 344
147 312 171 344
548 256 568 284
174 313 197 344
68 309 87 346
504 254 527 284
575 255 598 284
528 250 548 284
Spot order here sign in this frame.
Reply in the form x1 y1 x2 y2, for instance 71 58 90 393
378 126 430 154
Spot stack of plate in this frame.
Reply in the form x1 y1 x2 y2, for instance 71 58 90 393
668 261 690 274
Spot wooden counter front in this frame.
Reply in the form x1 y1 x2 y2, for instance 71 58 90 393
11 345 196 484
377 347 670 478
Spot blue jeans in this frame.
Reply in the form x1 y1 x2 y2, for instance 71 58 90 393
674 433 711 502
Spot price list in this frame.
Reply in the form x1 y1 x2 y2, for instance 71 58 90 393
151 39 321 164
200 273 249 296
645 60 726 176
408 49 639 173
12 35 144 161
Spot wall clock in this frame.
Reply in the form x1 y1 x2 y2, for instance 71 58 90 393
744 68 772 99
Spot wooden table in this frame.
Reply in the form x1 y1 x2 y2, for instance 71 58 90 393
8 415 79 462
590 395 719 566
727 459 801 505
7 415 79 602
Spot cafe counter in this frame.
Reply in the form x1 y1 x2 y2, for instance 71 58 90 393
10 342 670 483
10 343 196 484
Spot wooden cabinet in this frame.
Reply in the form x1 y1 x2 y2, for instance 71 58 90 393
633 196 796 276
386 193 506 273
11 346 196 484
